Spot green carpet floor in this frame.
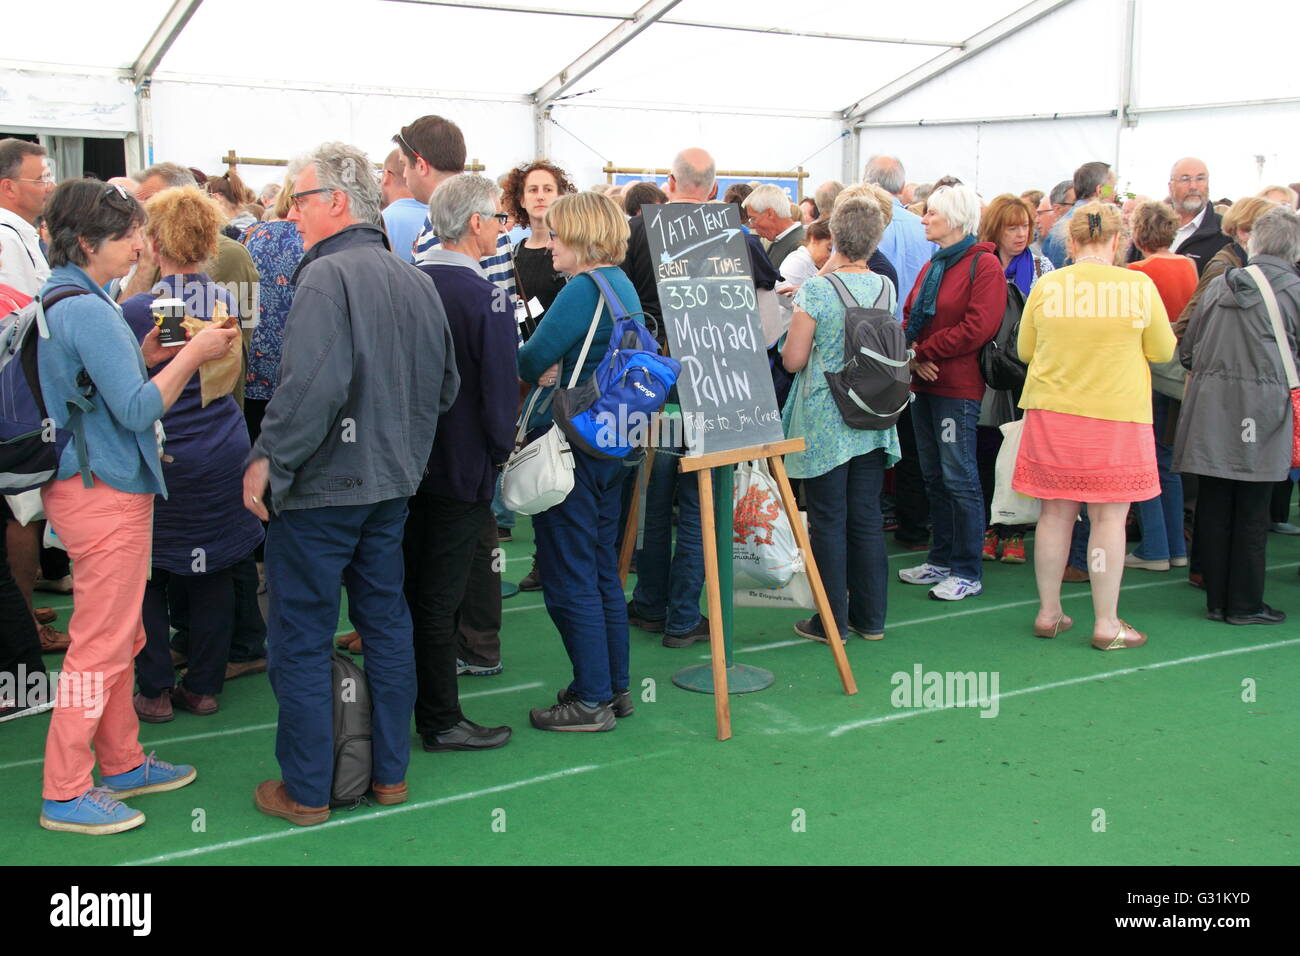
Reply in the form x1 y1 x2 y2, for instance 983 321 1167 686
3 523 1298 866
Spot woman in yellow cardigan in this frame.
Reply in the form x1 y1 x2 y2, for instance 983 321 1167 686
1013 203 1176 650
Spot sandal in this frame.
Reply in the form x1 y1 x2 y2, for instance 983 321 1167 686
1032 614 1073 639
1091 620 1147 651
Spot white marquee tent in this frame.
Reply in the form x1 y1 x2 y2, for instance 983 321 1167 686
2 0 1297 201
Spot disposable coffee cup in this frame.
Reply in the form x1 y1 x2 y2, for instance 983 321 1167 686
152 297 188 347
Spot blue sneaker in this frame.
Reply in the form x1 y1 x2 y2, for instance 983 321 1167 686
40 787 145 835
101 752 197 799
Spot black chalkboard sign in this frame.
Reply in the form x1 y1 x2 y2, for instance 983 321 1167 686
643 202 785 457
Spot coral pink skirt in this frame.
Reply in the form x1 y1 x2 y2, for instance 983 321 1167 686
1013 409 1159 503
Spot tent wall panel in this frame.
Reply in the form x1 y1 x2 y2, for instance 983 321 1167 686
0 67 136 135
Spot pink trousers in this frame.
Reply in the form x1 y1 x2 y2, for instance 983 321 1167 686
40 476 153 800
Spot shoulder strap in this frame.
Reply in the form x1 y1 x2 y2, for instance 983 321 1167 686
567 285 606 389
823 272 859 311
969 248 993 283
509 240 532 320
1245 265 1299 389
585 268 627 320
35 286 90 339
0 222 36 268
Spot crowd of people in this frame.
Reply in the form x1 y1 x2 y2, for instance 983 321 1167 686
1 124 1298 835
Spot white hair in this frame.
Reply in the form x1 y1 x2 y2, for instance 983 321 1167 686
925 184 981 238
1247 206 1300 262
743 184 794 219
428 174 500 244
309 141 382 226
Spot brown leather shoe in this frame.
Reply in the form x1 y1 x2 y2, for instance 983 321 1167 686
1062 566 1090 583
336 630 360 650
38 624 70 654
371 780 408 806
171 685 219 716
134 692 174 723
225 658 267 680
34 607 57 625
254 780 330 826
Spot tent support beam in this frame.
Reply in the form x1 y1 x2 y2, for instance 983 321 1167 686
386 0 961 47
132 0 204 86
532 0 683 112
534 103 551 159
842 0 1077 127
1114 0 1137 172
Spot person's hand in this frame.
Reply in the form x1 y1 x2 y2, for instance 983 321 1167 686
775 284 797 297
140 326 174 368
183 324 240 364
538 363 560 387
243 457 270 521
909 357 940 382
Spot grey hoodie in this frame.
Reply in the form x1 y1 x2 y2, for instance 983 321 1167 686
1173 255 1300 481
251 223 459 512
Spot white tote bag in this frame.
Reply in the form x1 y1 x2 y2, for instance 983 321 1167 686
735 510 816 610
732 460 798 589
500 296 602 516
991 418 1041 526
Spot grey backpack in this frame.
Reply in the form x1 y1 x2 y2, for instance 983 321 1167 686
820 273 912 430
330 651 372 807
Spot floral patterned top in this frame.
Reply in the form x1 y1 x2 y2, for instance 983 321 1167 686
240 220 304 401
782 271 902 480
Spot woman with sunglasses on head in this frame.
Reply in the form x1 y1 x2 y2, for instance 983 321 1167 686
34 180 239 835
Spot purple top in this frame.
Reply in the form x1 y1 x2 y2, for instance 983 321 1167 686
123 274 264 574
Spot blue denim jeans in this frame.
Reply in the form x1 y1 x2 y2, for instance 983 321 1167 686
265 498 415 807
803 450 888 633
491 473 515 530
533 450 630 703
1134 392 1186 561
630 445 703 636
911 392 984 581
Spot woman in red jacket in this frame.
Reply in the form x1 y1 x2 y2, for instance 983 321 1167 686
898 185 1007 601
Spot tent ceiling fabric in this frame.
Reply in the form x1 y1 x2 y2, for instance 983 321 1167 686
6 0 1035 115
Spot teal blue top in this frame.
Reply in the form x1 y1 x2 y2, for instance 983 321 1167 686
37 264 166 495
517 266 642 433
782 271 902 480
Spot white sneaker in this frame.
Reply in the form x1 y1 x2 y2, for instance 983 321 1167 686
898 563 950 585
929 576 983 601
1124 552 1170 571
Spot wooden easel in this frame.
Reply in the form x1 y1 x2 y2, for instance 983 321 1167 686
677 438 858 741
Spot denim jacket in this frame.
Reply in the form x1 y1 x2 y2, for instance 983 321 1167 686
37 264 166 495
249 223 459 512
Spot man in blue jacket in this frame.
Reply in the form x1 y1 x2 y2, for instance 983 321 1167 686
243 142 459 825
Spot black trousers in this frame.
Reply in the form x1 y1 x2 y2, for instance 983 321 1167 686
893 403 931 544
170 552 266 662
1270 478 1295 524
406 496 489 734
139 566 234 697
1193 475 1272 616
455 508 502 668
0 500 44 688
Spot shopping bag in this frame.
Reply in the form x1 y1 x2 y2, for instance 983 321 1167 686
734 509 815 609
5 488 44 525
732 460 797 589
991 418 1041 526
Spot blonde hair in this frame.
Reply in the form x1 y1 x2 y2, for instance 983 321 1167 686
1223 196 1278 237
144 185 223 265
546 191 629 267
834 183 893 226
273 169 297 220
1066 201 1122 248
1257 184 1298 209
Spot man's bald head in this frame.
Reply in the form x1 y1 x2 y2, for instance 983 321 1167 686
668 148 716 201
381 147 413 207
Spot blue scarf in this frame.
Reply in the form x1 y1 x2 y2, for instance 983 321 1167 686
905 235 977 343
1005 248 1034 296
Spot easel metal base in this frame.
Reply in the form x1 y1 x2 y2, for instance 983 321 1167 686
672 662 775 695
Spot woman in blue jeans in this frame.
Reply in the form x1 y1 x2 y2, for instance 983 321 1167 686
517 192 641 731
782 197 899 641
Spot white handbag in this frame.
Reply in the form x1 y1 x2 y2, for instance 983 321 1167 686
500 296 603 515
991 418 1041 526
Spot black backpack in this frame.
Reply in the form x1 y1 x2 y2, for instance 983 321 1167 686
330 651 372 807
974 251 1031 392
820 273 912 430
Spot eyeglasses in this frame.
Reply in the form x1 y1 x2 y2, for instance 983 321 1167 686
481 212 509 225
547 230 558 241
289 187 336 209
14 173 56 186
396 130 424 165
1172 174 1209 185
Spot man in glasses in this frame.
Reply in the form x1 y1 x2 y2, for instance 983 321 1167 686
1163 157 1230 276
0 139 53 294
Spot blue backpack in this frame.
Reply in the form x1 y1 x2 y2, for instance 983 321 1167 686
0 286 95 494
552 270 681 460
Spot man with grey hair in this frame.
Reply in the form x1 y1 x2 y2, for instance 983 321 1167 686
1033 180 1075 255
744 184 804 270
814 180 843 222
1043 161 1115 268
243 141 459 825
408 174 517 753
864 154 935 321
